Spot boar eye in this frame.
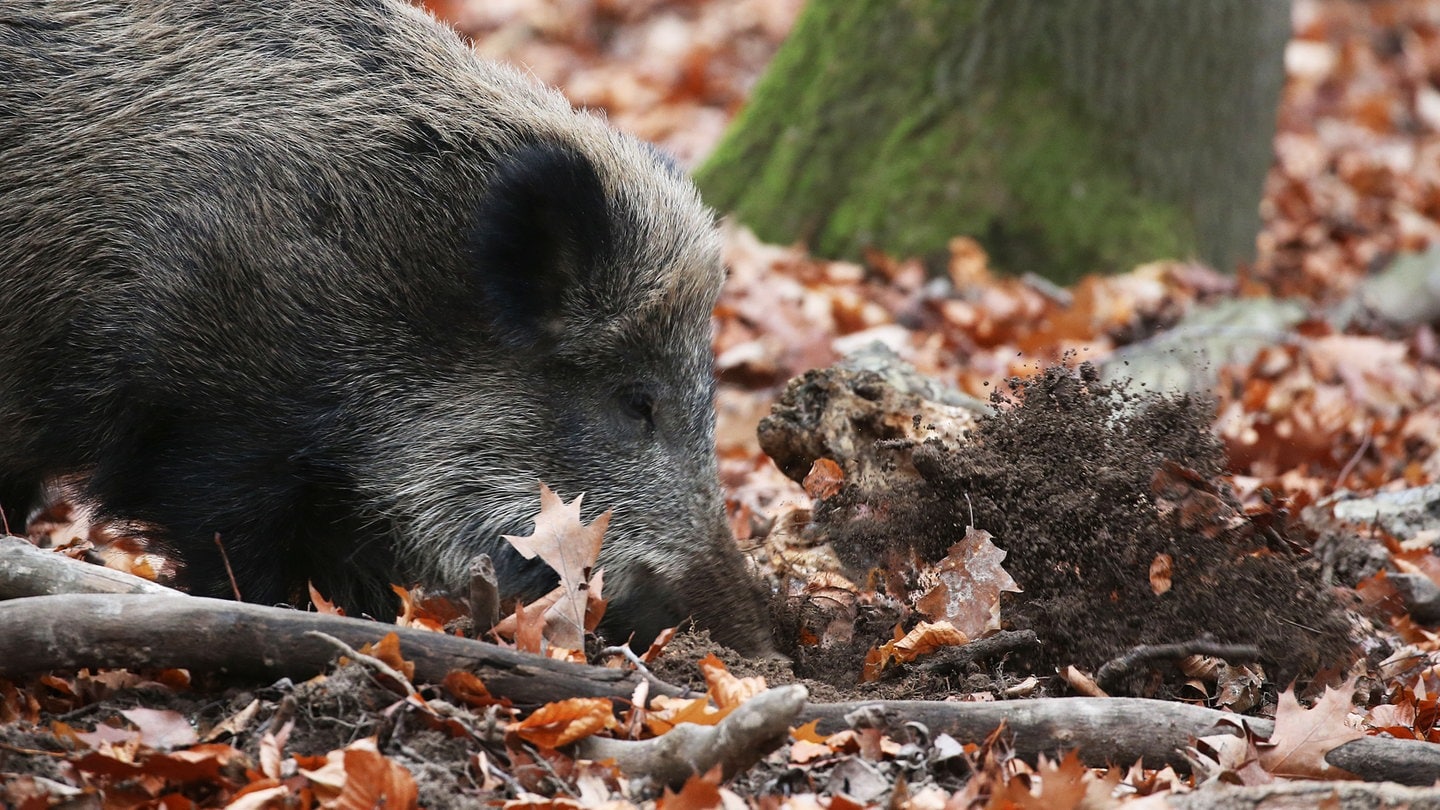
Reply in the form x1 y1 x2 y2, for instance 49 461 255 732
620 388 656 430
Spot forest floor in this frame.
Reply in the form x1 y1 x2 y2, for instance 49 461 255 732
6 1 1440 808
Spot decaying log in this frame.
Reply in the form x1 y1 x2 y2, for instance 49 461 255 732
1168 781 1440 810
0 592 682 706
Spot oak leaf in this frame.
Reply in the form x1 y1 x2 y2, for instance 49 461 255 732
503 483 610 651
862 621 967 682
1256 677 1364 779
915 527 1019 638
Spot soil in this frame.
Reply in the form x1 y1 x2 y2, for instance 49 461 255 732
763 362 1358 696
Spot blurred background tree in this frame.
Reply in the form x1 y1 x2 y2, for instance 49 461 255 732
696 0 1294 282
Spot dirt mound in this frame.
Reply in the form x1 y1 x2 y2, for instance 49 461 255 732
767 362 1356 692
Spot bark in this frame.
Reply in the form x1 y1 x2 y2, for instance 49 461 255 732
697 0 1292 281
801 697 1440 786
576 685 808 789
0 534 175 598
1168 782 1440 810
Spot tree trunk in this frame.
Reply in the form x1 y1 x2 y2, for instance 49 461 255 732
696 0 1292 282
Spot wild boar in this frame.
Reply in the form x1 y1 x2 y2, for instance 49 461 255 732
0 0 774 654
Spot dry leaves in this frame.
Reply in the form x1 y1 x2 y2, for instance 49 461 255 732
9 0 1440 806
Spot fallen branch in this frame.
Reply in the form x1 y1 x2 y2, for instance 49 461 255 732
1095 637 1263 692
576 685 808 790
1168 781 1440 810
801 698 1440 786
4 542 1437 786
918 629 1040 675
305 630 420 695
0 535 176 599
0 592 681 706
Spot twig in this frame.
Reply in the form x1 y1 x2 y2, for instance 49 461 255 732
1096 638 1263 691
919 629 1039 674
214 532 242 602
1335 424 1373 490
598 644 689 697
304 630 419 696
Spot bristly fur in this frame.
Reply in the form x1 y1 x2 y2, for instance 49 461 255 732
0 0 773 654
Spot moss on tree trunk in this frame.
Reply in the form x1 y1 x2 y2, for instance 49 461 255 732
696 0 1292 281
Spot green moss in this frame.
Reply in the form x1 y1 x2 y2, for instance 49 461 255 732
696 0 1200 281
987 77 1196 280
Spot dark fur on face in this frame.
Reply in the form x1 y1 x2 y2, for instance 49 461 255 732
0 0 774 654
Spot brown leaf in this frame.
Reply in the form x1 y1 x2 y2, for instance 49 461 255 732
914 527 1020 638
308 582 344 616
791 719 826 744
659 765 725 810
120 707 197 749
442 671 497 708
1149 553 1174 595
698 653 767 710
513 600 545 655
333 738 418 810
1256 676 1365 779
512 698 619 749
503 483 607 587
503 483 611 650
358 632 416 684
862 621 968 682
985 751 1106 809
788 738 833 765
644 695 727 734
801 458 844 500
640 626 677 664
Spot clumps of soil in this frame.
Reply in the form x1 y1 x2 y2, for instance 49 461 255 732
771 362 1356 691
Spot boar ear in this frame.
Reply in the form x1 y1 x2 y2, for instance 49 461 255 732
468 140 616 347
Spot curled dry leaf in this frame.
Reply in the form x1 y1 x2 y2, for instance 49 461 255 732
645 694 726 735
390 584 444 632
308 582 344 616
511 697 619 749
791 719 826 744
862 621 968 683
802 458 844 500
357 632 416 685
323 738 419 810
698 653 768 710
441 671 497 708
